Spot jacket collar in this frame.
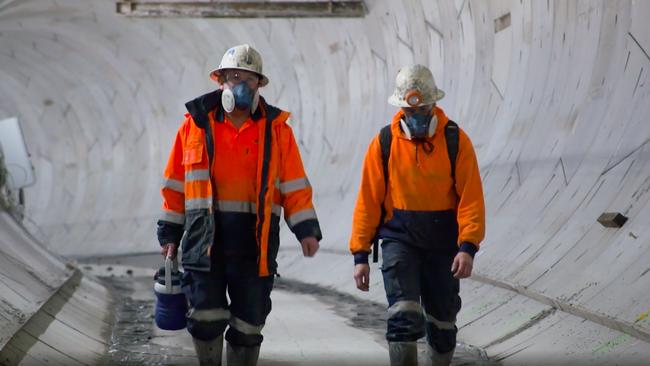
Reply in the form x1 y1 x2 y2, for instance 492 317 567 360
185 89 266 128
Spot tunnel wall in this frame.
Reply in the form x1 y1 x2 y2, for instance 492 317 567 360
1 0 649 363
0 212 71 350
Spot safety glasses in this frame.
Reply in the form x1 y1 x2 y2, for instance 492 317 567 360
224 70 260 87
402 104 434 117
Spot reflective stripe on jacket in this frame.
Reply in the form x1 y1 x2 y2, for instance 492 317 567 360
157 90 322 276
350 106 485 259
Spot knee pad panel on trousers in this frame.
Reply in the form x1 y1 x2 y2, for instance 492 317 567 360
425 322 457 354
188 318 228 341
226 327 264 347
226 316 265 347
186 307 230 341
386 300 426 342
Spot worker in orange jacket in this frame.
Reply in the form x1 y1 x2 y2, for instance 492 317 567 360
157 44 322 366
350 64 485 366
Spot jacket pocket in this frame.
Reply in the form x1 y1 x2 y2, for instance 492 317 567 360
181 209 214 270
380 242 405 299
183 146 204 165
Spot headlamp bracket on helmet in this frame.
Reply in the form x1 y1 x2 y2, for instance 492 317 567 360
405 90 423 107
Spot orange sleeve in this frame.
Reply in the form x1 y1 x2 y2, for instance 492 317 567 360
278 121 322 241
157 122 187 246
161 128 186 219
454 129 486 249
349 135 385 256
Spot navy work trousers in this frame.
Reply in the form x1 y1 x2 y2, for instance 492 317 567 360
381 239 461 354
181 254 274 346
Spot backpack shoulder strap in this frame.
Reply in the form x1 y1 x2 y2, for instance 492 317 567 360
378 124 393 184
373 124 392 263
445 120 459 182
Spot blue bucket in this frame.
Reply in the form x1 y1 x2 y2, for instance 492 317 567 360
154 256 188 330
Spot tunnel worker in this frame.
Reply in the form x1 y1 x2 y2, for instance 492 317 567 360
350 64 485 366
156 44 322 366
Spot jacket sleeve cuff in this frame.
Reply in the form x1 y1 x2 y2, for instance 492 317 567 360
353 252 370 265
459 241 478 258
157 220 184 246
292 219 323 242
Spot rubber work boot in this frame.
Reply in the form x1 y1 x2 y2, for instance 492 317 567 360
388 342 418 366
192 336 223 366
429 345 455 366
226 343 260 366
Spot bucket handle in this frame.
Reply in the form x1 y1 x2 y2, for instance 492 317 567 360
164 253 178 293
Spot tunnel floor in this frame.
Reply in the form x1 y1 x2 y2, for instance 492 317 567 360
81 256 497 365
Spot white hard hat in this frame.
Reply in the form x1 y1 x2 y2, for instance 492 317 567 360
210 44 269 87
388 64 444 107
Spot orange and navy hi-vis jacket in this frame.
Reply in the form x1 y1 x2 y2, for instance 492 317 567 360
157 90 322 276
349 106 485 264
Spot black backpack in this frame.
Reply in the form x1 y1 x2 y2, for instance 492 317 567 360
371 120 460 262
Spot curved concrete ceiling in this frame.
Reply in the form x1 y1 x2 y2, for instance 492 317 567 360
1 0 650 364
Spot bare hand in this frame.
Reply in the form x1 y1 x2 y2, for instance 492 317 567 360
451 252 473 279
300 237 319 257
354 263 370 291
161 243 177 259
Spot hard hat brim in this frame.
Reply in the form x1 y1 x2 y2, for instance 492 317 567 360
388 88 445 107
210 67 269 87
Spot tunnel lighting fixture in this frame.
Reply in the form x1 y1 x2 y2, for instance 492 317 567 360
597 212 628 228
115 0 367 18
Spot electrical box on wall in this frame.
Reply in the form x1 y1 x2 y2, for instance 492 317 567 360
597 212 628 228
0 117 36 190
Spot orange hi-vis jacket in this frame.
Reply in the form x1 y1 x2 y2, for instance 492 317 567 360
157 90 322 276
209 113 262 257
349 106 485 264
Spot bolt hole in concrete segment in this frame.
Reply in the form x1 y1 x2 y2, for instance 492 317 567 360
85 263 496 365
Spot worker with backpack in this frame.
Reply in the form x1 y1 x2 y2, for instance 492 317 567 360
349 64 486 366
